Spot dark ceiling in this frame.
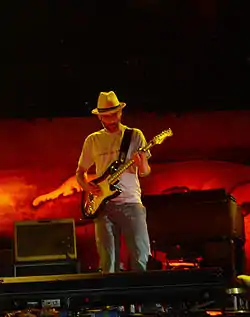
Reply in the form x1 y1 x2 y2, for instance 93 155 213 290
1 1 249 118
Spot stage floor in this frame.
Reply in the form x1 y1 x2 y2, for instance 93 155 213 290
0 268 236 314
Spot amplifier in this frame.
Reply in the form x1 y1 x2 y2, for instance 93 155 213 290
143 189 246 277
14 218 77 262
144 189 245 247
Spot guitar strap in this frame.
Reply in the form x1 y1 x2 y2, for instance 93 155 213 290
118 128 133 164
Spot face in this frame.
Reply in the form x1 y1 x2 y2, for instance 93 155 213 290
98 110 122 133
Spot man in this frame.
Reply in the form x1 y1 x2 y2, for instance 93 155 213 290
76 91 151 273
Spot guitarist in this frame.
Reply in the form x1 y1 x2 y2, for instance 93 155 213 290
76 91 151 273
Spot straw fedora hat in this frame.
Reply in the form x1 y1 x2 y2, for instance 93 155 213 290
92 91 126 115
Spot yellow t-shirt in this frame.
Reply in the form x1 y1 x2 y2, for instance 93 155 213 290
77 124 149 204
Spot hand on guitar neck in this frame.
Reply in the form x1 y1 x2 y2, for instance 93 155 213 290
132 150 151 177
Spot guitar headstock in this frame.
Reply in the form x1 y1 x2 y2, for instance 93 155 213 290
152 128 173 145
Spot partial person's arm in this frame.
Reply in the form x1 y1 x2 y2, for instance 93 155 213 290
76 166 90 191
132 129 151 177
76 136 102 195
133 151 151 177
76 166 102 195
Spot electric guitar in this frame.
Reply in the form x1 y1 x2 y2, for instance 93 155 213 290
81 128 173 219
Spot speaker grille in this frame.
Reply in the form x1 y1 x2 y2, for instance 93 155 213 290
14 219 77 262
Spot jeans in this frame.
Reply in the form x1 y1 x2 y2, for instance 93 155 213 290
94 202 151 273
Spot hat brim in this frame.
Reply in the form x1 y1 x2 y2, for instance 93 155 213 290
91 102 126 115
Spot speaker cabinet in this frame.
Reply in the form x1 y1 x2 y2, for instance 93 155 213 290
14 219 77 262
143 189 246 277
143 189 245 248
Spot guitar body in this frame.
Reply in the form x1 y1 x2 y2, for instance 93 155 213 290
81 160 122 219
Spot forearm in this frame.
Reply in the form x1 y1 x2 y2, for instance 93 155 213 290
138 161 151 177
76 167 102 195
76 168 89 190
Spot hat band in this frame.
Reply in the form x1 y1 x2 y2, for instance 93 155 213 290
97 104 120 113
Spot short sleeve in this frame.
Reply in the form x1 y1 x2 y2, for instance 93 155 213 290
77 135 94 170
133 129 152 159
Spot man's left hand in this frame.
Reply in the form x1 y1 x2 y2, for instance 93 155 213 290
132 151 147 168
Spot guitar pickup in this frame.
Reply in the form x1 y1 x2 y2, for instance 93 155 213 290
110 184 121 192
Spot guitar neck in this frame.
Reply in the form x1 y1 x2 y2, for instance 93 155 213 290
109 159 134 184
108 142 154 184
107 128 173 185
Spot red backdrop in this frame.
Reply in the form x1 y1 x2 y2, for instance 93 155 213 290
1 111 250 272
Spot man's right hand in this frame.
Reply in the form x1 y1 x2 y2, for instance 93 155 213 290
84 182 102 196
